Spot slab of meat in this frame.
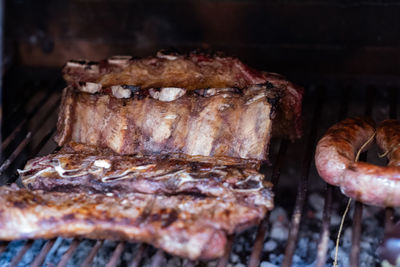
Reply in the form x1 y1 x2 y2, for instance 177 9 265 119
19 142 273 210
61 50 303 142
0 185 267 260
55 84 279 164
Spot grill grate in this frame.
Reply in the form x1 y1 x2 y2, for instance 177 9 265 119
0 71 399 266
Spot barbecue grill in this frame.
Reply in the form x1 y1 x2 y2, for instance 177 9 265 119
2 1 400 266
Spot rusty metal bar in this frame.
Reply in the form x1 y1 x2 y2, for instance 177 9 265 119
216 234 234 267
81 240 103 267
0 241 8 256
150 249 166 267
129 244 147 267
31 238 56 267
0 98 60 183
281 87 324 267
0 132 31 177
183 260 196 267
316 86 349 267
315 185 333 267
9 240 33 267
350 201 363 267
2 91 60 151
3 76 61 128
248 139 288 267
385 208 394 232
349 86 376 267
105 242 126 267
57 238 80 267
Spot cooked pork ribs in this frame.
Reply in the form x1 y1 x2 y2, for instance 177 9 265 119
57 51 303 158
19 142 273 210
4 51 300 260
55 83 279 163
0 185 267 260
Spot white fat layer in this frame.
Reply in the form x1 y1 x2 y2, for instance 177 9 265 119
245 91 266 105
176 172 205 186
111 85 131 98
101 164 156 182
107 55 132 65
234 174 264 192
19 166 53 183
156 51 178 60
80 82 102 94
94 159 111 169
164 114 177 120
150 87 186 102
66 61 85 68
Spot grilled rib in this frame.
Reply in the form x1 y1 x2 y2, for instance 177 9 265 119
19 142 273 210
55 84 280 164
0 185 267 260
58 51 303 157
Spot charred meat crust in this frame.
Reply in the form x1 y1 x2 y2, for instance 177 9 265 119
55 85 279 164
0 186 267 260
19 142 274 210
62 51 303 141
315 117 376 186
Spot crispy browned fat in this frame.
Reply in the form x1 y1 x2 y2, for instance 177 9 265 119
0 185 268 260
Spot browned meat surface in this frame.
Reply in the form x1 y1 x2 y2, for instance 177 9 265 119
62 51 303 141
315 117 376 186
55 84 279 164
315 117 400 207
19 142 273 210
63 51 269 91
0 185 267 260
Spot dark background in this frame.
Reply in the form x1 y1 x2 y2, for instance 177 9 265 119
5 0 400 75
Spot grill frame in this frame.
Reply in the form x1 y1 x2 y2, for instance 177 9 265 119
0 70 399 266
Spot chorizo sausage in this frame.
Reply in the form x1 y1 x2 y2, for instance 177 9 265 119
341 120 400 206
317 118 400 207
315 117 376 186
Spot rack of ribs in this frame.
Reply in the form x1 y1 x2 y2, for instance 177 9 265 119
0 185 268 260
56 51 303 164
19 142 273 209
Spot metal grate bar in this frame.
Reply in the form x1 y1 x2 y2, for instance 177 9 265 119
3 76 61 128
2 90 60 151
129 244 147 267
315 185 333 267
216 234 234 267
81 240 103 267
315 86 350 267
349 86 376 267
150 249 166 267
248 139 288 267
106 242 126 267
182 260 196 267
56 238 80 267
31 238 56 267
29 127 57 157
385 208 394 232
0 96 60 182
281 87 324 267
350 201 363 266
9 239 33 267
0 132 31 178
0 241 8 256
